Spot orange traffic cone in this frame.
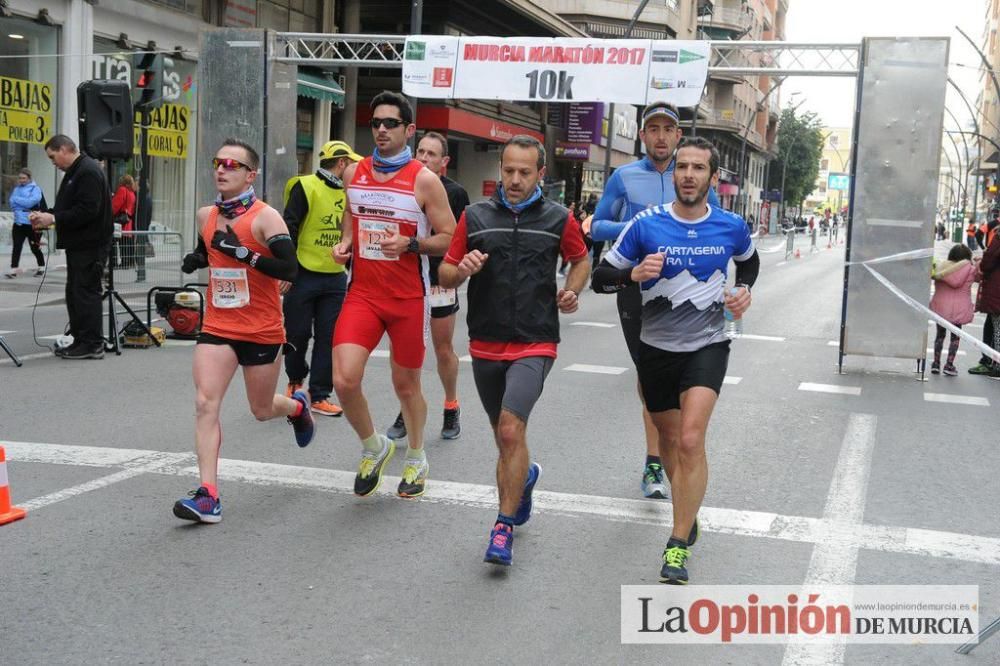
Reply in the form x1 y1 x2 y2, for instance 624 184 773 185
795 248 801 259
0 446 26 525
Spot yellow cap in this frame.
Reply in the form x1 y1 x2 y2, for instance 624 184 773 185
318 140 362 162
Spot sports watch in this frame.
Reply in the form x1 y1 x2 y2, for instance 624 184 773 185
407 237 420 254
234 246 250 261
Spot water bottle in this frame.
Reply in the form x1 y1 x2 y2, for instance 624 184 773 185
723 287 742 339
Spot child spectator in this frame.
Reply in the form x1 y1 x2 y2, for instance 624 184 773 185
929 243 977 375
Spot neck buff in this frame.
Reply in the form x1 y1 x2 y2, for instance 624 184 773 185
372 146 412 173
317 168 343 189
215 186 257 220
498 185 542 214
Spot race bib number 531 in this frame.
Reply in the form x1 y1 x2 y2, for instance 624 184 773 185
210 267 250 308
359 220 400 261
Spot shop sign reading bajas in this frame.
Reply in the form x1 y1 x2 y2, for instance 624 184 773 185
0 75 53 145
134 104 190 159
402 37 709 107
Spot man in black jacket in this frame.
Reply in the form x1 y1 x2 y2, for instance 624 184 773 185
31 134 112 359
439 135 590 567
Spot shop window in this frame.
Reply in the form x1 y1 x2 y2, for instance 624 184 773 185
0 18 59 220
91 37 198 233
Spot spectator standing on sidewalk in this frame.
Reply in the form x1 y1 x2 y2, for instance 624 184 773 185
6 168 46 278
929 244 977 376
29 135 112 360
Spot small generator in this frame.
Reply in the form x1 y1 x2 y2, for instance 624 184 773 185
151 288 204 338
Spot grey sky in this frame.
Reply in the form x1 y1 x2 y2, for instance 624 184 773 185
783 0 984 132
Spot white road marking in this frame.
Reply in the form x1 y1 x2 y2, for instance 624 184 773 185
776 261 787 266
798 382 862 396
827 340 839 346
17 451 191 511
781 413 877 666
370 349 391 358
570 321 617 328
923 393 990 407
722 376 742 385
564 363 629 375
163 339 197 347
0 351 56 366
459 355 472 363
0 330 14 335
8 439 1000 569
738 334 786 342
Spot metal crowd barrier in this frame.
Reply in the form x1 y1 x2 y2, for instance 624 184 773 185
0 228 183 314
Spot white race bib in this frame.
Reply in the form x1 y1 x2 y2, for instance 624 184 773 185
210 267 250 309
428 285 457 308
359 220 399 261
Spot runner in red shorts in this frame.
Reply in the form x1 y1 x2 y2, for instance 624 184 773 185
173 138 315 524
332 91 456 498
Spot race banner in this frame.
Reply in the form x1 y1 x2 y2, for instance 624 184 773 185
0 75 53 145
402 36 709 107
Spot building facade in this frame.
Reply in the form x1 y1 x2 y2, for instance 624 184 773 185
695 0 786 226
1 0 338 247
803 126 851 216
978 0 1000 217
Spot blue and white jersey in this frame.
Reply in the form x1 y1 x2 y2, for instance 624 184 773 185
606 203 755 352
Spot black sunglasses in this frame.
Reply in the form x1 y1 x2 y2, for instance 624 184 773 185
370 117 405 130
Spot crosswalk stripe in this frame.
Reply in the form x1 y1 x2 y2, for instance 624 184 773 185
798 382 862 396
923 393 990 407
564 363 629 375
569 321 617 328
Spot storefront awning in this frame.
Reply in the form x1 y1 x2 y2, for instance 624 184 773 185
297 72 344 106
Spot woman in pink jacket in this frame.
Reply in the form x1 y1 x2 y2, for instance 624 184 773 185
929 244 977 375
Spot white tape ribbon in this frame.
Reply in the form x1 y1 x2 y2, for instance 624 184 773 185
863 264 1000 364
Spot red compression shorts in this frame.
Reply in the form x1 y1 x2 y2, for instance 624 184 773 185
332 292 428 369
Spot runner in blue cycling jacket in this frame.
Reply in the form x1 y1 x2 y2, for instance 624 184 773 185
588 102 719 502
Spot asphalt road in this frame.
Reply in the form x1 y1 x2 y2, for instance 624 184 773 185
2 234 998 664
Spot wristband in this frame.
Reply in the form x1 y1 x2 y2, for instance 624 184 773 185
249 252 261 268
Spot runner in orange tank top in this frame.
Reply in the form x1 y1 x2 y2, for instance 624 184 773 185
172 138 316 524
331 91 456 499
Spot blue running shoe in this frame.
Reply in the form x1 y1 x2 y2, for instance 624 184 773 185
288 390 315 447
484 522 513 566
512 462 541 526
173 487 222 524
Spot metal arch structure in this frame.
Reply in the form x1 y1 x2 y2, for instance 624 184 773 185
270 33 862 77
234 33 957 389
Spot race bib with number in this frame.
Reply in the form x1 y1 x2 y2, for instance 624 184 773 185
359 220 400 261
210 267 251 309
428 285 457 308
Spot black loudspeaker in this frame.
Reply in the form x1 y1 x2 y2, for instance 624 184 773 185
77 79 133 160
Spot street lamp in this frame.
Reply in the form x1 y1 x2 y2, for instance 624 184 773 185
947 78 983 223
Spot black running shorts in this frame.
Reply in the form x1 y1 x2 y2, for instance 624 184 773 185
197 332 282 366
637 340 730 413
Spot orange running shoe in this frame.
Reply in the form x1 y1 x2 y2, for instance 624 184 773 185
285 381 303 398
311 399 343 417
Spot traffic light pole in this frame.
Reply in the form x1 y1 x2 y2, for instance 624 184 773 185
136 103 150 283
